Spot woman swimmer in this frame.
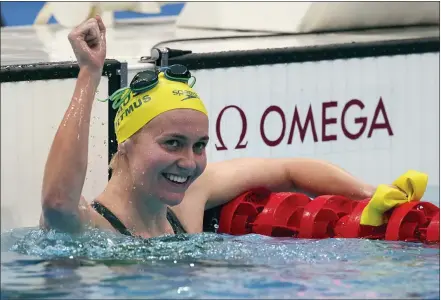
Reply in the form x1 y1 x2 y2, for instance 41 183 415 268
40 16 376 239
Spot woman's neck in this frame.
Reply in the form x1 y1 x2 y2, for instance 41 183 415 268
96 169 174 238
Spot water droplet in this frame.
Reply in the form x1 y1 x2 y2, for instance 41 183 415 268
177 286 190 294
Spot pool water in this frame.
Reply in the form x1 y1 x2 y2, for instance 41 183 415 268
1 227 439 299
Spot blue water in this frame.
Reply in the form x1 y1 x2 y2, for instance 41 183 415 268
1 228 439 299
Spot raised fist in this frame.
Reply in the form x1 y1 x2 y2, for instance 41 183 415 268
68 15 106 73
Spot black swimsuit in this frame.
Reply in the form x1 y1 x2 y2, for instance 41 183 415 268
91 201 187 236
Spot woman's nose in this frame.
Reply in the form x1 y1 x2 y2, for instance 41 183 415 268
177 152 197 172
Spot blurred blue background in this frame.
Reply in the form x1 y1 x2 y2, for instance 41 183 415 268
0 1 185 27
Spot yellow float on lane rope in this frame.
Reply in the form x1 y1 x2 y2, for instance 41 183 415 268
360 170 429 226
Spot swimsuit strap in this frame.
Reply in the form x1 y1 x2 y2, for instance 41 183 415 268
91 201 133 236
165 206 187 234
90 201 187 236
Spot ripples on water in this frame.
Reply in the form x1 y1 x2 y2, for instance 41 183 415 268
1 227 439 299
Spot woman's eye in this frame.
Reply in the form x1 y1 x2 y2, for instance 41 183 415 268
165 140 180 149
194 142 207 153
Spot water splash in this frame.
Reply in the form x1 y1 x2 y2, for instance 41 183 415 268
1 228 439 299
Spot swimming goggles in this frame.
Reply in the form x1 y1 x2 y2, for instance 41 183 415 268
100 64 196 110
131 64 196 94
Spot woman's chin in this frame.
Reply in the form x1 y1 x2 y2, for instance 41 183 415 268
159 192 185 207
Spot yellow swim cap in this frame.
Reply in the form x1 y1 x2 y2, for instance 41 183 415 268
111 72 208 144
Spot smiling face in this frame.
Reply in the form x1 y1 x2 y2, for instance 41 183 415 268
123 108 209 206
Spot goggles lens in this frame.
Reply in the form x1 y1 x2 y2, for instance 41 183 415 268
130 70 158 92
166 64 191 79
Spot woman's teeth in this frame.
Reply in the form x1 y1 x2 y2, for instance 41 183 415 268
164 173 189 184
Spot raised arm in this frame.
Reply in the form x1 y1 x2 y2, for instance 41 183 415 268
202 157 376 210
40 16 107 232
